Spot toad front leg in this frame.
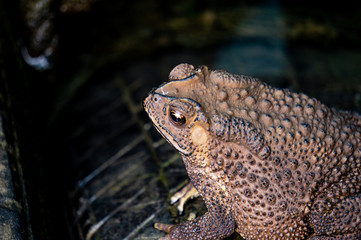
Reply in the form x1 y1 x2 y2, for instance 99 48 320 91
156 166 235 240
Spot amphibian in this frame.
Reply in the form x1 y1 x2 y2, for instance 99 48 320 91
144 63 361 240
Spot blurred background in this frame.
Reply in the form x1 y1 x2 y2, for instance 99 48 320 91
1 0 361 239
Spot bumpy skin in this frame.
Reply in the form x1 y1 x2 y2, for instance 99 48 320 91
144 64 361 240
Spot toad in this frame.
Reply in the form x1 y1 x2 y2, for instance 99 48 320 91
143 63 361 240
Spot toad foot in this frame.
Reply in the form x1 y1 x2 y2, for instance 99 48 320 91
170 182 200 215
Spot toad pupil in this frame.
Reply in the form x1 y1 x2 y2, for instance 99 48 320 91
170 110 186 125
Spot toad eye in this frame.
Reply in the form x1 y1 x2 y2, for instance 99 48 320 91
169 110 186 126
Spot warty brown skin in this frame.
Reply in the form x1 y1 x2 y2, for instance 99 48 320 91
144 63 361 240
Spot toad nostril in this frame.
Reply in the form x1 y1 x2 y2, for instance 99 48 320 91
154 97 158 102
